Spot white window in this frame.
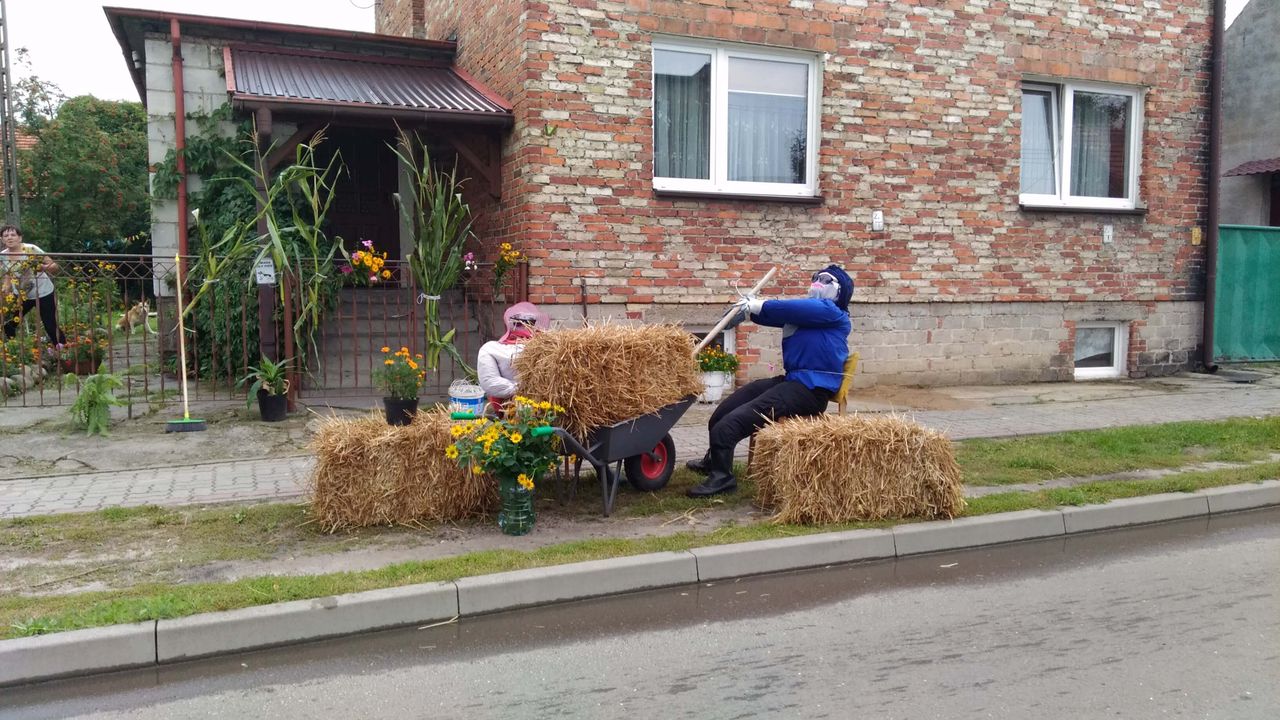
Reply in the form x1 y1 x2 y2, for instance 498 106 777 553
653 40 820 198
1074 323 1127 380
1020 81 1144 211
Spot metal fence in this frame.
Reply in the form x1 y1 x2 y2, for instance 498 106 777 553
1 252 526 409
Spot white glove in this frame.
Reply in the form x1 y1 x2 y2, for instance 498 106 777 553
745 297 766 315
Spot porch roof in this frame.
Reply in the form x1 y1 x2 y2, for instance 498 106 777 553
1224 156 1280 177
225 45 513 126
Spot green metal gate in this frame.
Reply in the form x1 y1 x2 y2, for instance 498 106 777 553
1214 225 1280 362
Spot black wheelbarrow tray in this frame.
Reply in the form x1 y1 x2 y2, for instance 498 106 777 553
549 395 697 517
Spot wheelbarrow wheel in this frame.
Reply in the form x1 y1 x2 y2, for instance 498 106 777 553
625 433 676 492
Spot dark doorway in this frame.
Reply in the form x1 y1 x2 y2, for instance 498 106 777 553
322 127 400 258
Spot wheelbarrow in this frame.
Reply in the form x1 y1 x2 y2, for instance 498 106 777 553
549 396 697 517
453 395 696 517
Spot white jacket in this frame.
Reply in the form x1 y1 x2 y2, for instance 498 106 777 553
476 341 523 399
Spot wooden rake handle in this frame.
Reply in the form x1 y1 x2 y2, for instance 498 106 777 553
693 266 777 355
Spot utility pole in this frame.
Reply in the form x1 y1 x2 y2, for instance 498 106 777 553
0 0 19 225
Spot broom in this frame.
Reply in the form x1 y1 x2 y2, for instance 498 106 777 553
166 254 207 433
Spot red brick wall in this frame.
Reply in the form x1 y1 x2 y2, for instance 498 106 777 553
439 0 1212 310
374 0 424 39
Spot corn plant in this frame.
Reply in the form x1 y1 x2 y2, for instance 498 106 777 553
222 126 346 376
390 126 474 375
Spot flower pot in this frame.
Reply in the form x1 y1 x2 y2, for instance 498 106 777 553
62 358 100 375
257 389 288 422
698 371 727 403
383 396 419 426
497 475 536 536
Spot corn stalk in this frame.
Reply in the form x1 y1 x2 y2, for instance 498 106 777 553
224 127 346 374
390 127 474 375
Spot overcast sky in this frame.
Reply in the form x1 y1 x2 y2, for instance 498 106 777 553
5 0 1255 103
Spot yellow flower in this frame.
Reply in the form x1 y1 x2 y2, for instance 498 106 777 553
472 465 484 475
381 346 390 353
510 433 522 444
444 445 459 459
381 270 391 279
407 360 418 370
384 359 394 365
517 473 534 491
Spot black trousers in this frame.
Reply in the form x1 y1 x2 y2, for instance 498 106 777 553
707 376 832 453
3 292 64 344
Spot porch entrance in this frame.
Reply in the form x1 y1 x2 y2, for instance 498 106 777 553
321 127 400 260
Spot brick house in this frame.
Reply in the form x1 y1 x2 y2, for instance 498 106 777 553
375 0 1215 387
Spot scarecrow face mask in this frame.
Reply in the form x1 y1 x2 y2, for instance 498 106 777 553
808 271 840 302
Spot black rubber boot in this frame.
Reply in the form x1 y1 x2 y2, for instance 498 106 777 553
686 447 737 497
685 450 712 475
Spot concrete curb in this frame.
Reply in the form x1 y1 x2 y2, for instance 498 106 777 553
4 481 1278 687
156 582 458 662
457 551 697 615
0 621 155 687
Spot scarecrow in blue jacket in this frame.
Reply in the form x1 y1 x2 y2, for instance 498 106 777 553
686 265 854 497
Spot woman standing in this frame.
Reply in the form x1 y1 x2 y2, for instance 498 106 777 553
0 225 65 344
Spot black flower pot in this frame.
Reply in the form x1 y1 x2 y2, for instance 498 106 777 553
257 390 288 422
383 397 419 426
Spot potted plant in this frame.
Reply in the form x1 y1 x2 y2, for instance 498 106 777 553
375 346 426 425
695 347 739 403
59 329 109 375
448 396 564 535
238 356 291 422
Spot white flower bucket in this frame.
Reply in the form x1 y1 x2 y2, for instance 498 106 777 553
448 379 486 414
698 371 727 403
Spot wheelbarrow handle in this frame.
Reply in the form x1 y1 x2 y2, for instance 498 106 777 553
450 412 478 420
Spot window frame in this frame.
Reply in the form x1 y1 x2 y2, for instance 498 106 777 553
652 38 822 199
1073 322 1128 380
1019 79 1145 211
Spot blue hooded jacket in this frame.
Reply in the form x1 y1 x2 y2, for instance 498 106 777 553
750 266 854 393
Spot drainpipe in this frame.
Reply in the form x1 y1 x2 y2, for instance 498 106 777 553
171 18 188 258
1201 0 1223 373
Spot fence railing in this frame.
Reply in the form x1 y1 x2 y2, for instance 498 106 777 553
1 253 527 408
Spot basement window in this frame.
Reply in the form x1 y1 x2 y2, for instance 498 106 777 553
1074 323 1127 380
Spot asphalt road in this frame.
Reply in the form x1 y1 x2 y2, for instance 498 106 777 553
4 509 1278 719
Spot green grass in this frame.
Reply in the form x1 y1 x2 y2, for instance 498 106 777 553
5 417 1280 640
955 416 1280 486
5 461 1276 640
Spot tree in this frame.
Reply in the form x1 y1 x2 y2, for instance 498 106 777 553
18 96 149 253
10 48 65 131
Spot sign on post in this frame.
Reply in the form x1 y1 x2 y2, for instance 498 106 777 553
254 257 277 285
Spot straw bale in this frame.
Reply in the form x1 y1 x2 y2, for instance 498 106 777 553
752 414 964 524
307 409 495 532
513 323 703 438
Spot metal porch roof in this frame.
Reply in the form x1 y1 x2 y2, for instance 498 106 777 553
225 46 512 124
1224 156 1280 177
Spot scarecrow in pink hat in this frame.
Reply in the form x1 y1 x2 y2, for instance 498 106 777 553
476 301 549 404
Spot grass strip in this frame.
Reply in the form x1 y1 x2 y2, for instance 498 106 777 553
5 462 1276 640
955 416 1280 486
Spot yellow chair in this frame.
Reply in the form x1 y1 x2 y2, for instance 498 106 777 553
833 352 860 415
746 351 859 471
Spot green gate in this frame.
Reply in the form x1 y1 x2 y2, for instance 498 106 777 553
1215 225 1280 362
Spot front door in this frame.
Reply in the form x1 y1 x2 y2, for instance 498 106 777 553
322 128 400 260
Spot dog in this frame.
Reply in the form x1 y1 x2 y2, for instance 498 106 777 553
116 299 155 335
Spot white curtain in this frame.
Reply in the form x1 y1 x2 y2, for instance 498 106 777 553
727 93 807 184
654 54 711 180
1071 92 1129 198
1020 89 1056 194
